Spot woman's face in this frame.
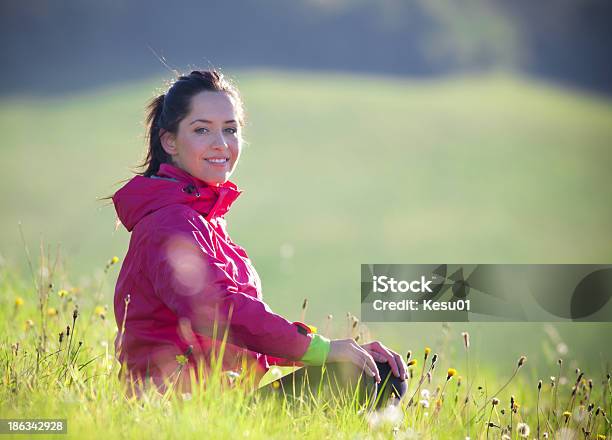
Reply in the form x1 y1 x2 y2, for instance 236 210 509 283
161 91 242 187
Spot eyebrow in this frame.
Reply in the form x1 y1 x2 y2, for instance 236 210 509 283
189 118 237 125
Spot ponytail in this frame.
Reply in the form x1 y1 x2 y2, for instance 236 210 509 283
138 94 171 177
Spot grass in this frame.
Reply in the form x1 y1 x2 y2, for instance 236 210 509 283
1 246 610 439
0 69 611 437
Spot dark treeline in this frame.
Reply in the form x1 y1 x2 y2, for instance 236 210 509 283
1 0 610 95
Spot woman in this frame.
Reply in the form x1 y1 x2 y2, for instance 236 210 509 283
111 70 407 406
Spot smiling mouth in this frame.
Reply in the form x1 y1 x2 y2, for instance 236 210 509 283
205 158 229 165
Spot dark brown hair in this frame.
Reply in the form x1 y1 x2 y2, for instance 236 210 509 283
99 69 245 203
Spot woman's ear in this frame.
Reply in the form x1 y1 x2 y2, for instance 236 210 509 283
160 130 178 157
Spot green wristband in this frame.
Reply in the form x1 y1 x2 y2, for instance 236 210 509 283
299 334 331 366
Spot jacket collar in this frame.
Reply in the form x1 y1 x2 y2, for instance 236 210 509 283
156 163 243 220
112 163 242 232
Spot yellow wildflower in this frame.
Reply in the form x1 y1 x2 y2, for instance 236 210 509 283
408 359 417 367
47 307 58 317
58 289 69 298
14 296 24 307
111 256 119 265
447 368 457 380
94 306 106 319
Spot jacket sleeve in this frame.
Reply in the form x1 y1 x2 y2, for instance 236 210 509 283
143 219 313 361
267 329 331 367
299 334 331 365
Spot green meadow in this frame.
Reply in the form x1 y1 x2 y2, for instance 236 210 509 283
1 70 610 438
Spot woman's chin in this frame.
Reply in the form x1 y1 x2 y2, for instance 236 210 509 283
203 176 229 187
193 170 229 187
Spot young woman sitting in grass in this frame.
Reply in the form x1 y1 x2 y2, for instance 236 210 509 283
111 69 407 407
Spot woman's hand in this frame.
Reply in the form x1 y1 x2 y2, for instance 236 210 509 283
360 341 408 381
327 338 381 383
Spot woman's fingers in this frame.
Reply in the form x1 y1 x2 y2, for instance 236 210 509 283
365 341 401 379
379 347 401 378
356 344 381 383
392 351 408 380
369 351 387 363
327 339 382 383
351 352 377 381
349 343 380 383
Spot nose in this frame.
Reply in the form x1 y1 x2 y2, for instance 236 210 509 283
211 130 229 150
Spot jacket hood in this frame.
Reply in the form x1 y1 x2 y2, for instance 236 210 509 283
112 163 243 232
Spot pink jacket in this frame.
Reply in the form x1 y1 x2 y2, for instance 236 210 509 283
112 163 314 390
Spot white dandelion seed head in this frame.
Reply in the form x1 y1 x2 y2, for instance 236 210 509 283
556 342 568 355
381 403 403 424
366 403 403 431
517 423 530 438
269 367 283 380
